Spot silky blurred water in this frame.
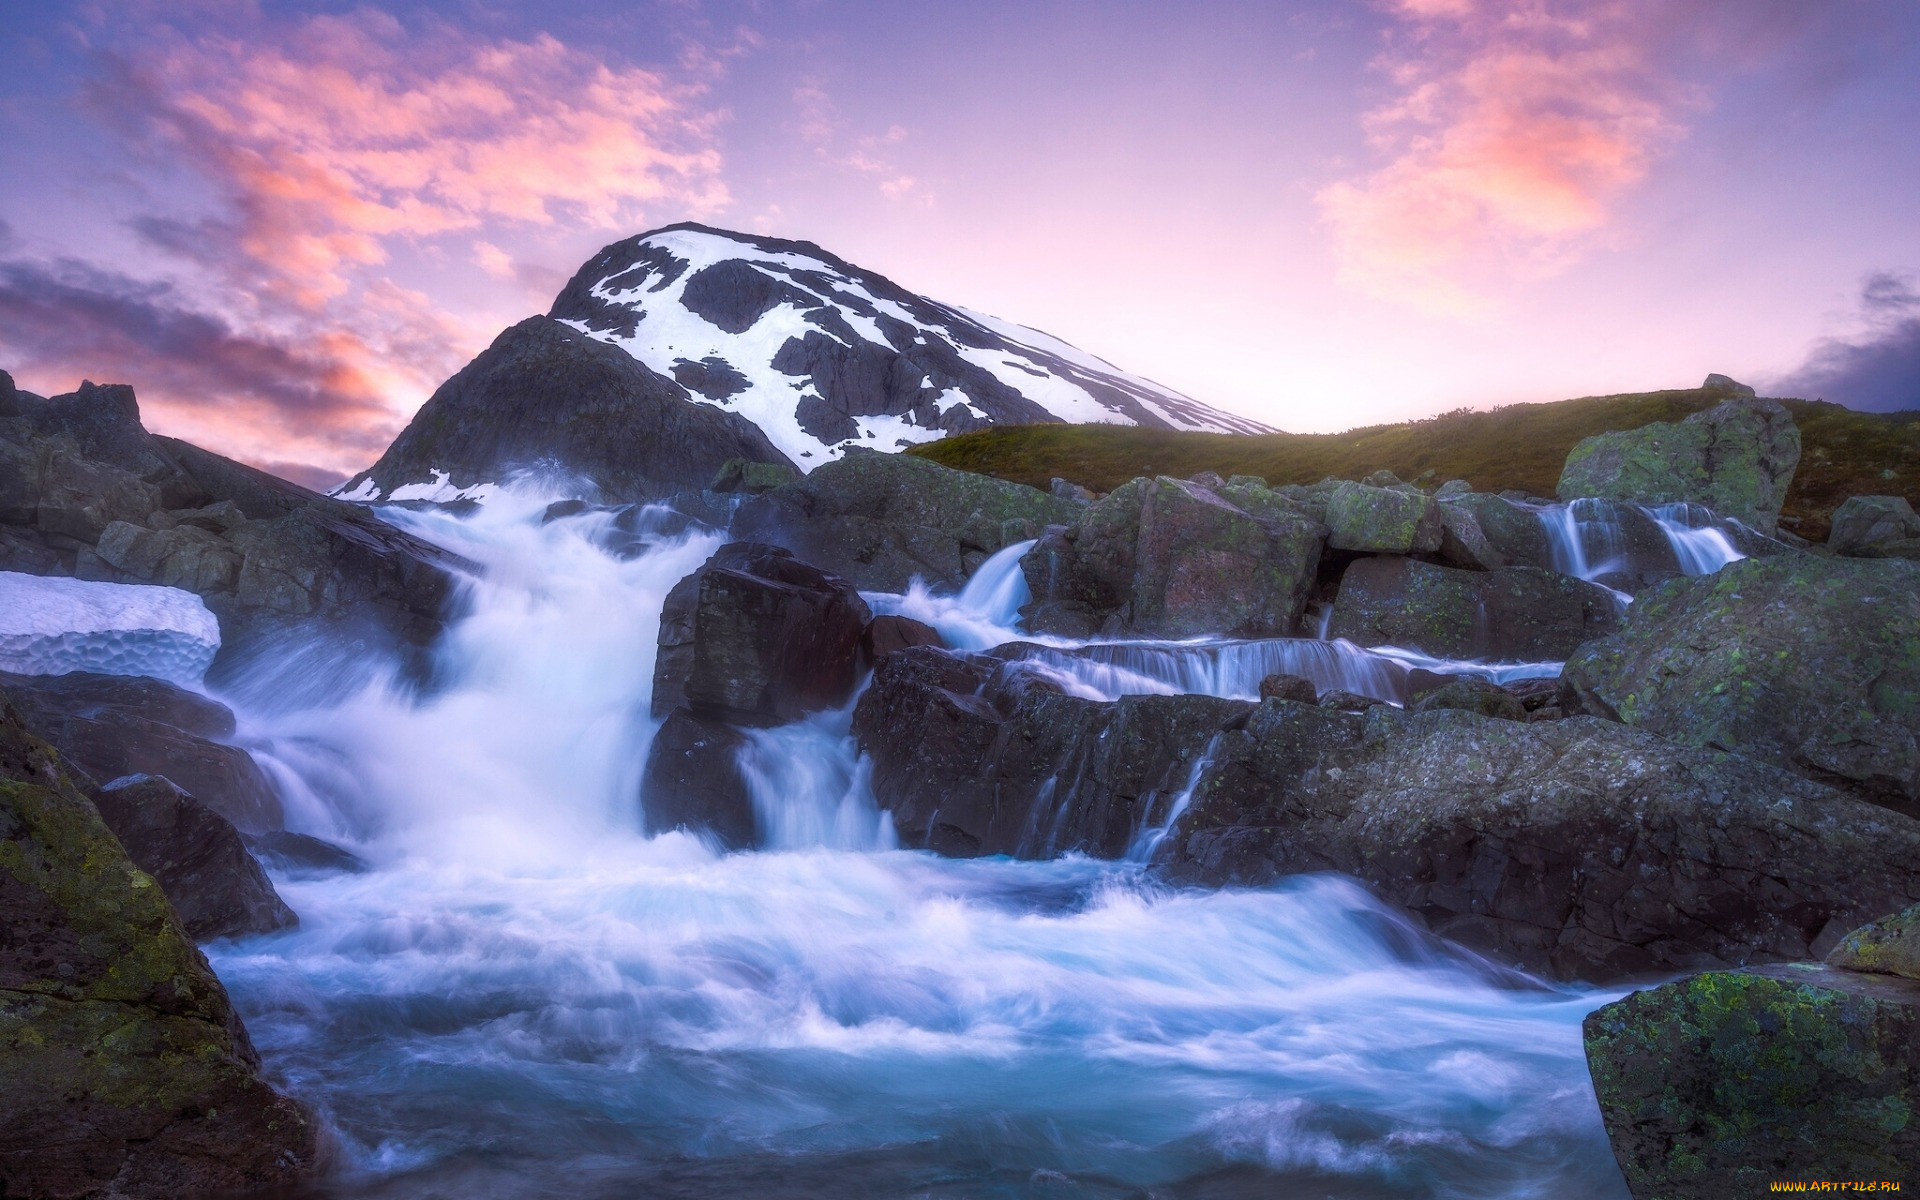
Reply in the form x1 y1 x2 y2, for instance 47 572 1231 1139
210 493 1629 1200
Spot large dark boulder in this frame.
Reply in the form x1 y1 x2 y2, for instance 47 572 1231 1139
1327 557 1621 660
639 707 755 849
1563 554 1920 815
339 316 795 502
651 543 872 726
1557 393 1801 532
0 691 319 1196
93 774 296 941
852 646 1253 858
1584 964 1920 1196
1020 475 1325 638
1160 702 1920 982
733 447 1078 591
0 670 283 831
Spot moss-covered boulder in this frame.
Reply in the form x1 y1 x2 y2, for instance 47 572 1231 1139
732 446 1078 591
0 690 319 1196
1829 495 1920 560
1828 903 1920 980
1328 556 1621 660
1323 480 1442 554
1556 396 1801 532
1019 475 1325 638
1562 554 1920 816
1584 965 1920 1197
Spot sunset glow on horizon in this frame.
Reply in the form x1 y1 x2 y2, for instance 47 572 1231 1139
3 0 1917 488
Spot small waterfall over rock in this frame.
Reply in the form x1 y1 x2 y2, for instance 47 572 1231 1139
1537 497 1747 589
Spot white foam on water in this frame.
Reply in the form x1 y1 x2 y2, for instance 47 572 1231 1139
206 493 1628 1198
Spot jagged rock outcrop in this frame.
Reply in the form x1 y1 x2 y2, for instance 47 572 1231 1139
0 670 282 831
1160 701 1920 981
1556 388 1801 532
93 774 296 941
1827 494 1920 559
1 377 467 672
0 689 319 1196
1584 964 1920 1196
338 317 796 503
638 707 755 849
1327 557 1621 660
1019 475 1325 638
852 647 1247 858
1563 554 1920 815
733 448 1076 591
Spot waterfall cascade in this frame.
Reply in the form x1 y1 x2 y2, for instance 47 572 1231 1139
1536 497 1747 587
202 493 1629 1199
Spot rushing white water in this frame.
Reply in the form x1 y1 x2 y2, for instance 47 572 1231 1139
203 495 1627 1199
1537 497 1745 587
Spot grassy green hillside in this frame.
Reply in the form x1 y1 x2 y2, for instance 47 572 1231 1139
908 387 1920 541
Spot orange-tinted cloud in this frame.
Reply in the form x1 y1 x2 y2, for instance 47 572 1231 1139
1319 0 1687 312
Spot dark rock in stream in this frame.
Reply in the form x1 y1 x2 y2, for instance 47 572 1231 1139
851 647 1250 858
94 774 297 940
0 670 283 832
0 689 320 1196
640 706 755 849
1328 556 1621 660
1161 702 1920 982
651 542 872 727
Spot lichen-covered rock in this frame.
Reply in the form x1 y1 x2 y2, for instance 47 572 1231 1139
852 646 1249 858
1408 676 1527 720
93 774 296 941
1584 965 1920 1197
1442 491 1556 569
0 670 284 832
1827 903 1920 980
710 457 800 495
1160 704 1920 981
733 447 1077 591
1323 481 1442 554
0 690 319 1196
1556 397 1801 532
651 543 872 726
1562 554 1920 815
1328 556 1621 660
1020 475 1325 638
1828 494 1920 560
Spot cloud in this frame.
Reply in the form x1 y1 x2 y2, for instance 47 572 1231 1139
1777 271 1920 413
41 8 738 476
1319 0 1689 312
791 82 929 203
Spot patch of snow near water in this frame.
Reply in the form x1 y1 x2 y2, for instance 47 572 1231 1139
0 570 219 684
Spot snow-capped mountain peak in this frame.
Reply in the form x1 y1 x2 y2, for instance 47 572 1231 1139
546 223 1271 466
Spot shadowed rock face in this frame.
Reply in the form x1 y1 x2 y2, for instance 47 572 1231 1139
1828 494 1920 559
1584 964 1920 1197
1328 557 1622 661
0 689 319 1196
1557 395 1801 532
1160 702 1920 982
0 670 283 832
339 316 795 503
639 707 755 849
1563 554 1920 816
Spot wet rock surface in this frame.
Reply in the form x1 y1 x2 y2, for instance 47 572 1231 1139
1584 963 1920 1197
93 774 297 941
651 542 872 727
733 447 1076 592
1158 702 1920 982
0 689 319 1197
1020 475 1325 638
1563 554 1920 815
639 706 756 849
0 670 283 832
1328 557 1621 660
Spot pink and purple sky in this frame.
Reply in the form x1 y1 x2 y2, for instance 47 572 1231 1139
2 0 1917 488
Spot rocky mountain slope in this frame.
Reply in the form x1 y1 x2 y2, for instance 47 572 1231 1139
340 223 1268 502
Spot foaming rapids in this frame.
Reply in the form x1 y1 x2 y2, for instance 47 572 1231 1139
207 495 1628 1199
